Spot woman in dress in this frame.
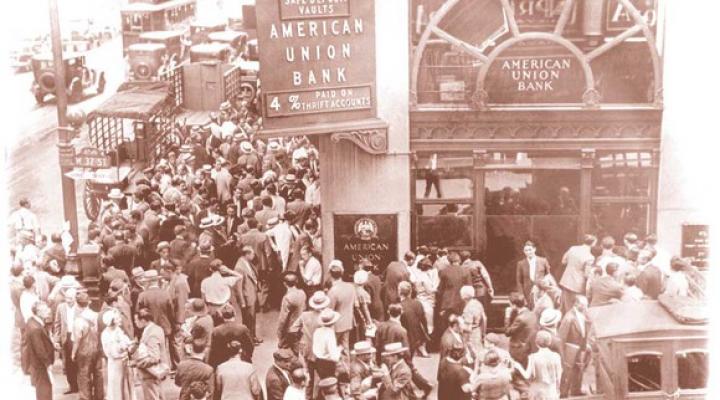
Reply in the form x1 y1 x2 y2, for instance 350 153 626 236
513 331 563 400
101 309 136 400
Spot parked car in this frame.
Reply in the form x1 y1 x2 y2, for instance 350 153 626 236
128 43 168 80
30 52 105 104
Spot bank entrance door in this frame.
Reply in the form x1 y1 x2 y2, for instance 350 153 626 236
413 152 583 308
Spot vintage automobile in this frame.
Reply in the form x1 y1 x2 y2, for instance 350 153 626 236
30 53 105 104
10 39 41 73
127 43 169 80
81 81 180 220
189 43 231 64
139 30 185 62
189 20 226 45
576 299 708 400
207 30 248 60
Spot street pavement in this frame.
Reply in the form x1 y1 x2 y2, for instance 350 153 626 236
6 37 126 237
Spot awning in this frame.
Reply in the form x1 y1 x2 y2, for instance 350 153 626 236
88 81 171 121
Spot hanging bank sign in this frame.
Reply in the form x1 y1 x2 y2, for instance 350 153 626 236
256 0 377 130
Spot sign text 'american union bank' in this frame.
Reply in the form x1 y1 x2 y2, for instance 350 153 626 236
257 0 377 129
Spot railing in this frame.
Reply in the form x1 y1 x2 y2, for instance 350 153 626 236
159 63 184 108
88 115 123 154
223 64 243 102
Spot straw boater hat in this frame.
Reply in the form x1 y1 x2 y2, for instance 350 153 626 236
57 275 82 291
318 377 338 390
143 269 160 281
308 291 331 310
132 267 145 280
202 164 213 173
108 279 127 297
539 308 562 328
108 188 124 200
329 259 343 273
318 309 341 327
381 342 408 357
156 241 171 253
351 341 376 356
240 141 253 154
102 309 120 326
267 217 280 228
220 101 232 111
267 141 281 152
198 215 224 229
284 173 297 183
353 270 369 285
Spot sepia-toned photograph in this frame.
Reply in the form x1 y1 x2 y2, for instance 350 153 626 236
2 0 717 399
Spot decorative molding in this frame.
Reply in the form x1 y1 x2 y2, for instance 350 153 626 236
470 89 488 111
582 88 601 109
581 148 596 168
411 121 661 141
331 125 388 155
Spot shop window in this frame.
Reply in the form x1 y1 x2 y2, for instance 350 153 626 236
593 152 653 197
627 354 662 393
417 203 473 248
591 203 649 243
415 173 473 200
677 351 708 390
485 170 580 215
590 42 655 104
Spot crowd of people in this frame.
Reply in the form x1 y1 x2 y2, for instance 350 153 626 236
7 101 707 400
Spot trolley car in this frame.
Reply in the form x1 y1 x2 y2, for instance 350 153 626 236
121 0 196 53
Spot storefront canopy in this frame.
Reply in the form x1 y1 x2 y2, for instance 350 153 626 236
88 81 171 120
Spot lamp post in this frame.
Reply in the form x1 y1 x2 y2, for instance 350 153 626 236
49 0 82 253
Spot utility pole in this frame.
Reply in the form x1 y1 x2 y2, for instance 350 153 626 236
49 0 80 253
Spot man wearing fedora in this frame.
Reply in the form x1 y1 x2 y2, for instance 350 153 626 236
378 343 414 400
349 341 383 399
149 241 174 272
558 296 591 397
208 305 254 367
290 291 331 398
53 287 79 394
327 261 356 352
186 241 215 299
137 269 176 368
238 218 274 311
235 246 263 344
265 348 296 400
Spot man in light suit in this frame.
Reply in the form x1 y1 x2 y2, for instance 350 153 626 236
558 296 591 397
559 235 596 313
327 261 356 352
136 269 175 366
213 159 233 206
276 272 306 350
516 240 550 309
53 288 79 394
235 246 262 344
379 343 415 400
24 301 55 400
133 308 167 400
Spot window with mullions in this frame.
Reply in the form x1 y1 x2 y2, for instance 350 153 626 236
677 351 708 390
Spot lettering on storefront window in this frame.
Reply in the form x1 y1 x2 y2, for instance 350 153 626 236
257 0 377 129
501 57 572 92
605 0 658 35
510 0 580 34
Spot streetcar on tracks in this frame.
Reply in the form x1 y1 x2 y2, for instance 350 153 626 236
30 52 105 104
121 0 197 53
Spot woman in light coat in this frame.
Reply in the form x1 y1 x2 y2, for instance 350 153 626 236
101 309 136 400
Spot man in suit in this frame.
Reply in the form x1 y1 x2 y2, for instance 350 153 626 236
286 188 312 226
72 292 103 400
438 342 472 400
378 343 415 400
255 196 280 229
516 241 550 309
185 242 214 299
161 262 190 370
108 231 140 278
460 251 494 311
435 252 472 346
360 259 385 321
327 261 356 351
149 241 174 272
169 225 197 267
559 296 591 397
277 272 306 350
133 308 167 400
505 291 538 368
24 301 55 400
588 262 624 307
234 246 262 343
214 158 233 205
53 288 79 394
398 281 429 358
636 249 664 299
287 217 315 273
207 306 254 367
383 254 412 307
289 291 329 399
265 348 295 400
559 235 596 313
374 304 409 366
238 218 274 311
136 270 175 367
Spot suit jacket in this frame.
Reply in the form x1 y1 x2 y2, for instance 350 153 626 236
439 328 465 362
234 257 259 309
437 264 472 313
109 243 139 276
328 280 356 333
208 321 254 367
383 262 410 306
24 317 55 377
379 359 414 400
290 310 321 360
214 169 233 204
374 320 408 365
438 359 472 400
287 231 312 273
277 287 306 340
558 309 589 366
170 237 197 267
505 308 538 366
137 322 166 380
560 245 593 294
175 357 215 400
589 276 624 307
166 274 191 324
137 286 175 335
265 365 290 400
186 255 213 299
516 257 550 307
238 229 273 274
366 273 385 321
53 302 76 345
159 214 183 243
400 298 429 352
286 200 312 226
